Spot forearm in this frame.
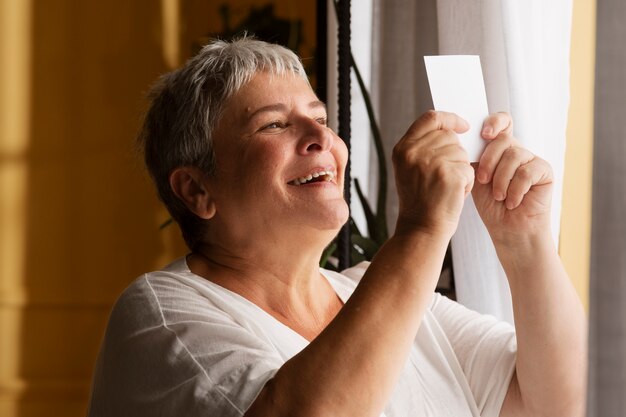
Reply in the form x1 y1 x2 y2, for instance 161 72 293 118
496 235 587 416
246 231 450 417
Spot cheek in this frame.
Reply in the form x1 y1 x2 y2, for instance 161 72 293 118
240 143 290 181
334 137 349 170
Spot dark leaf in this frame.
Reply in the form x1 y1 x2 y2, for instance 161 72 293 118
351 234 380 260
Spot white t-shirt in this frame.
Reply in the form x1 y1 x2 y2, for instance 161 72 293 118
88 258 516 417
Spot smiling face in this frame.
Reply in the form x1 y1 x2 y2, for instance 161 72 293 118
204 71 349 244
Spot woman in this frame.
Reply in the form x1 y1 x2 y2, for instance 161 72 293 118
88 37 585 417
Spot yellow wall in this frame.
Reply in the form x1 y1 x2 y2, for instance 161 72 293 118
0 1 316 416
561 0 596 311
0 1 186 415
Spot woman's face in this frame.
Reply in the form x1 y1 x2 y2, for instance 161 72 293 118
206 71 349 240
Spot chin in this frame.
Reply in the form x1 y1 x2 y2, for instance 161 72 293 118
315 201 350 231
285 199 350 236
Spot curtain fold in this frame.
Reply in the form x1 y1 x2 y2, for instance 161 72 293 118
588 0 626 415
371 0 438 236
373 0 572 323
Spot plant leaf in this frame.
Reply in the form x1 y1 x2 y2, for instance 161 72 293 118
351 234 380 260
350 245 367 265
320 241 338 268
354 178 377 237
350 52 388 244
159 218 174 230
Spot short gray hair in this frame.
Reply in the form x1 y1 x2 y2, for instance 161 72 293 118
138 36 309 250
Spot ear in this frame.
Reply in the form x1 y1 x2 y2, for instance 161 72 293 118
169 167 216 220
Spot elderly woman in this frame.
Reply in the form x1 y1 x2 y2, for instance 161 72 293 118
88 37 585 417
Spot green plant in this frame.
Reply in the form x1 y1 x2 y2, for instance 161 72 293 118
321 54 457 299
320 51 389 269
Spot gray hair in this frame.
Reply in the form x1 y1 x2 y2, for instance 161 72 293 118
138 36 309 250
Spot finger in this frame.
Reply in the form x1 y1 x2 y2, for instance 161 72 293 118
406 110 469 140
505 158 553 209
416 127 464 150
481 112 513 140
433 142 471 164
459 161 476 197
492 147 535 202
393 128 460 167
476 132 519 184
440 160 475 198
395 126 460 162
393 130 471 177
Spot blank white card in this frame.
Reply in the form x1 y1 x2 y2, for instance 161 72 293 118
424 55 489 162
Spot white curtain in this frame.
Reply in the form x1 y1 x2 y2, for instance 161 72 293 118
372 0 572 323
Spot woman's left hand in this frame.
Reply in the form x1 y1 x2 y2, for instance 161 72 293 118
471 112 553 244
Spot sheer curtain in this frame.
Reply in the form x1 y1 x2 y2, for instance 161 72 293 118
372 0 572 323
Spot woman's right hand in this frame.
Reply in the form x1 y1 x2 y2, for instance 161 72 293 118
392 110 473 239
247 110 473 417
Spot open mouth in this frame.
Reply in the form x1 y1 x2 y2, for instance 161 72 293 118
288 169 337 186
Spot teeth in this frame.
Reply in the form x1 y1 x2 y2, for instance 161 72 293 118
290 170 336 185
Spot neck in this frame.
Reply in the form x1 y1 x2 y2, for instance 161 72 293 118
190 219 336 308
187 226 342 339
192 240 323 295
199 218 336 281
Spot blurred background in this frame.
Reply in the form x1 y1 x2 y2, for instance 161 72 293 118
0 0 615 416
0 1 321 415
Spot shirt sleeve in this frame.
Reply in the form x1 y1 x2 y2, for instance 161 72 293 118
430 293 517 417
88 275 283 417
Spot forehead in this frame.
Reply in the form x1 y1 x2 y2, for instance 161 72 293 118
226 71 317 115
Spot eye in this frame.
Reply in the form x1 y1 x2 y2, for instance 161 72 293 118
316 117 328 126
260 121 287 131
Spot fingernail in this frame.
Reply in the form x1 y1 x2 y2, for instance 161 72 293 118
494 191 505 201
482 126 493 137
477 170 488 184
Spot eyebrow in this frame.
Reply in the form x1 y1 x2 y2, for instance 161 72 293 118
246 100 327 121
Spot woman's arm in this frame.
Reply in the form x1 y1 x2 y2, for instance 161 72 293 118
246 111 474 417
247 232 450 417
472 112 586 417
496 232 586 417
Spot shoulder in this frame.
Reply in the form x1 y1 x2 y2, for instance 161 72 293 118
429 292 514 333
108 258 207 330
322 261 370 284
322 262 441 307
90 258 275 416
102 257 247 362
321 261 370 300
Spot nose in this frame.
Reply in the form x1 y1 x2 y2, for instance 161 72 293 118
297 118 334 155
